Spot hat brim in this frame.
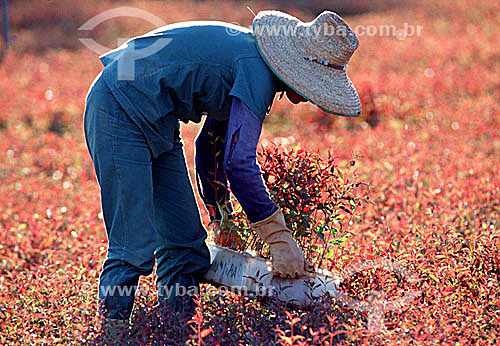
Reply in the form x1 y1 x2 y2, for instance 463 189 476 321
252 12 362 117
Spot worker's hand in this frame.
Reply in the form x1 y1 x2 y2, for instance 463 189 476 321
250 209 312 279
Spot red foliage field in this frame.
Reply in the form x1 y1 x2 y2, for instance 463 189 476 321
0 0 499 344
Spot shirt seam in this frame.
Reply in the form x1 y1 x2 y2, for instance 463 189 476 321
231 55 266 71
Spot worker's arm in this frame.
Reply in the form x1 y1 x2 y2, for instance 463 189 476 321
194 96 276 224
223 97 277 223
194 117 232 221
224 97 310 278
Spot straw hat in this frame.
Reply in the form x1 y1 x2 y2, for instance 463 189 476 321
253 10 361 116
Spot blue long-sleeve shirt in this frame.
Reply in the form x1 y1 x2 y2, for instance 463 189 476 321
99 22 281 158
195 97 277 223
97 22 281 221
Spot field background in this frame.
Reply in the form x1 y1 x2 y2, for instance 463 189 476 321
0 0 499 344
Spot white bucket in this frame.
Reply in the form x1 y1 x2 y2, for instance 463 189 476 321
204 243 341 307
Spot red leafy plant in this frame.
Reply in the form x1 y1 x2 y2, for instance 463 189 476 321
216 146 367 269
2 0 500 344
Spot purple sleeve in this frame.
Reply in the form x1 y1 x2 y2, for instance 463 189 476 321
223 97 278 223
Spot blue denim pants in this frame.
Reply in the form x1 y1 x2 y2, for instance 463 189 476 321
83 76 211 319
